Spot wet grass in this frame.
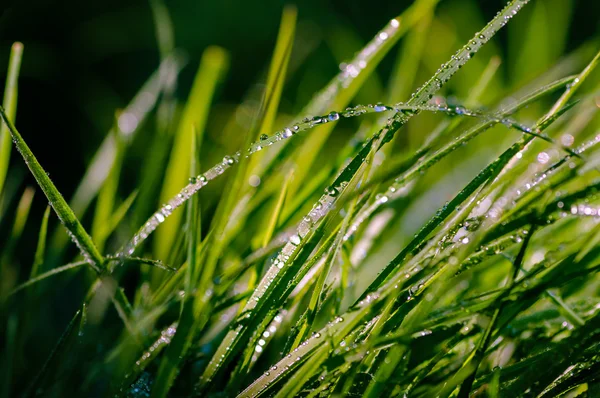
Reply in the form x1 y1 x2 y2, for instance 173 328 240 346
1 0 600 397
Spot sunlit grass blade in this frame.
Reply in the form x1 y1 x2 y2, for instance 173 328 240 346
0 42 23 196
91 132 124 253
155 45 228 260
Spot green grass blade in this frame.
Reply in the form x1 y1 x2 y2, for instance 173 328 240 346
0 107 104 272
30 205 51 278
0 106 104 271
10 260 87 296
155 45 228 260
91 132 124 253
9 186 34 243
0 42 23 196
149 0 175 59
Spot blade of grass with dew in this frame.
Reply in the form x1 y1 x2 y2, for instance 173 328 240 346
208 1 533 392
242 169 293 310
327 24 385 106
155 45 228 260
357 77 577 296
0 106 105 272
0 42 23 196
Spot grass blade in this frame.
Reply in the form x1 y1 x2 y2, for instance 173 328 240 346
0 42 23 195
0 107 104 271
155 46 228 260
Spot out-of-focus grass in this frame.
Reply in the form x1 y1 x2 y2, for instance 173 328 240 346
1 0 600 397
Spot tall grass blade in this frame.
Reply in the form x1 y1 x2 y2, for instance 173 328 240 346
0 42 23 196
0 107 105 271
155 46 228 260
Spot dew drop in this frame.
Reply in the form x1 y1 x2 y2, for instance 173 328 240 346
290 234 301 245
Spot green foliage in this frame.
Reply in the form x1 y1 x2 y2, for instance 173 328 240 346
1 1 600 397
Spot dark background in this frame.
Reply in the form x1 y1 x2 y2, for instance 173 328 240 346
0 0 598 200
